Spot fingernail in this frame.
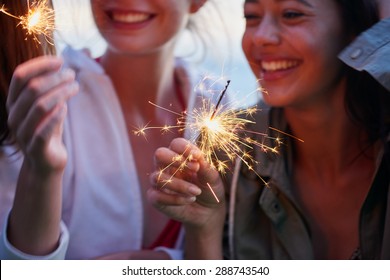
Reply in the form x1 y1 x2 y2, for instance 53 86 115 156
186 161 199 171
62 68 75 80
191 150 202 159
186 196 196 203
71 81 79 93
188 186 201 196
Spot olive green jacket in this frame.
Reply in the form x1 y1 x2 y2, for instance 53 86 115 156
224 105 390 259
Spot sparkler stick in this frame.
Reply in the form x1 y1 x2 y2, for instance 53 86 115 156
210 80 230 120
0 0 56 45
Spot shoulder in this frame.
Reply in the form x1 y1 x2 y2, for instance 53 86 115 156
61 46 115 101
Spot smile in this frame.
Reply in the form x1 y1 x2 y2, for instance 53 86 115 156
111 12 151 24
261 60 300 72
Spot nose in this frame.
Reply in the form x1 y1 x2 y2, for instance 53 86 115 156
252 15 281 46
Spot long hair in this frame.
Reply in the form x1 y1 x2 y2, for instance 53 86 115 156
337 0 390 145
0 0 55 145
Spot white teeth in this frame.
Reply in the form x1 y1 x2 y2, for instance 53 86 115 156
261 60 298 72
112 13 149 24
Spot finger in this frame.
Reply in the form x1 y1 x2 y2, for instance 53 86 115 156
147 188 196 209
7 56 63 108
150 171 202 196
7 71 77 137
24 103 67 159
10 80 78 146
16 101 67 154
8 83 78 150
7 67 76 118
169 138 202 159
154 147 200 172
197 159 221 185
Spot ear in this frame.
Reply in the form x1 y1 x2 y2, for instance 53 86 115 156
190 0 207 13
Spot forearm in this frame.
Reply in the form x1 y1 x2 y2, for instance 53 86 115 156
8 160 63 255
183 202 225 260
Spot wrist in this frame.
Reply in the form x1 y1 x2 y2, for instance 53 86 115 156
184 226 223 259
183 207 225 260
21 158 65 183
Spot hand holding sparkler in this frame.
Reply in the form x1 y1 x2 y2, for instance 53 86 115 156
7 56 78 171
148 137 226 227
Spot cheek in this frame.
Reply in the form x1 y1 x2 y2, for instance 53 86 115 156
169 12 188 33
303 31 346 80
241 32 260 74
241 32 251 60
162 7 189 37
90 3 105 31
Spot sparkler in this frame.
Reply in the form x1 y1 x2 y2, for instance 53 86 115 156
0 0 56 45
134 79 295 202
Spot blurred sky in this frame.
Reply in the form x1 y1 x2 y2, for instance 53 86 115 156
52 0 259 106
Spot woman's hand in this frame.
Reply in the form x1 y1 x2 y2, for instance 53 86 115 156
7 55 78 174
148 138 225 228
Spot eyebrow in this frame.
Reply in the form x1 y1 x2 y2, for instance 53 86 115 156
245 0 313 7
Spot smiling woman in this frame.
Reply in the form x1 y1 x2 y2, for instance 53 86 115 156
53 0 258 106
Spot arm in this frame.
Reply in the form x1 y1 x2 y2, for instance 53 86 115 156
148 138 226 259
5 56 77 256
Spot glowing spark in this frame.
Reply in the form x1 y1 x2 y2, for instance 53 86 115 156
269 126 304 143
134 78 287 199
0 0 56 45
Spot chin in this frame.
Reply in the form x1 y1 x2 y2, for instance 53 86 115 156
261 91 291 108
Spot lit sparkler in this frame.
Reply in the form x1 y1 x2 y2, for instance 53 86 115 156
134 79 296 201
0 0 56 45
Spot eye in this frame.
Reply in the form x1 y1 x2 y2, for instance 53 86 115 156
244 13 262 26
283 10 304 19
244 14 261 20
